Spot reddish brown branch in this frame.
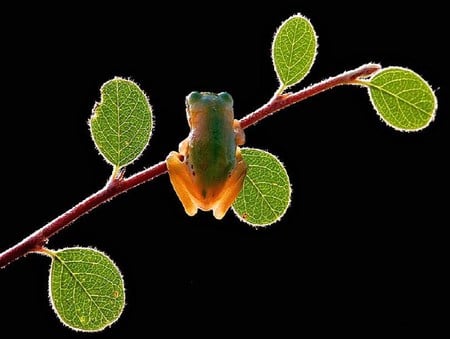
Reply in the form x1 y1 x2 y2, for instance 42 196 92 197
0 63 380 269
0 161 167 268
240 63 380 129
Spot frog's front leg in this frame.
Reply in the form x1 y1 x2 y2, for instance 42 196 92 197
233 119 245 145
166 151 198 216
212 148 248 219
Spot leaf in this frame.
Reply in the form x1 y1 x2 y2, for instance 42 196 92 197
367 67 437 131
48 247 125 332
232 148 291 227
90 77 153 169
272 14 317 92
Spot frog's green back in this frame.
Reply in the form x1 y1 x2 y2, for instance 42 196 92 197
188 92 237 190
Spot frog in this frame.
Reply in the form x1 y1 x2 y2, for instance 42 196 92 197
166 91 247 220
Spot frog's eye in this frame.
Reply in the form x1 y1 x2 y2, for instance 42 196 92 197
187 91 202 105
218 92 233 105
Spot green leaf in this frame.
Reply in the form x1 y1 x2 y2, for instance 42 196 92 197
272 14 317 93
367 67 437 131
233 148 291 227
90 77 153 170
48 247 125 332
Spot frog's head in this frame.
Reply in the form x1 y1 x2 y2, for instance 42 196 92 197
185 91 233 125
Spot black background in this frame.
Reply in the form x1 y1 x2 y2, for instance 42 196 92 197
1 2 447 335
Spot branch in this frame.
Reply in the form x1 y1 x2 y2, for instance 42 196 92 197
0 161 167 268
240 63 380 129
0 63 380 268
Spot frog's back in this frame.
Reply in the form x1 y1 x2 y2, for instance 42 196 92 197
188 93 237 189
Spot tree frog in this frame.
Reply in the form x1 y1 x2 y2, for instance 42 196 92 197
166 91 247 219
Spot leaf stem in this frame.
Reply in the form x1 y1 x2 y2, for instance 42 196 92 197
0 63 380 269
111 166 121 182
275 84 286 97
36 247 56 258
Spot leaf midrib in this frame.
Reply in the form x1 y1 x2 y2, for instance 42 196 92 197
368 81 432 118
54 253 110 325
245 171 279 220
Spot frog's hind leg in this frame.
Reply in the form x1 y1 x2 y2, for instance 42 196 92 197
212 149 248 220
166 151 198 216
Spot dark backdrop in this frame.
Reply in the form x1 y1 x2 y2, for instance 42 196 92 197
1 2 447 335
